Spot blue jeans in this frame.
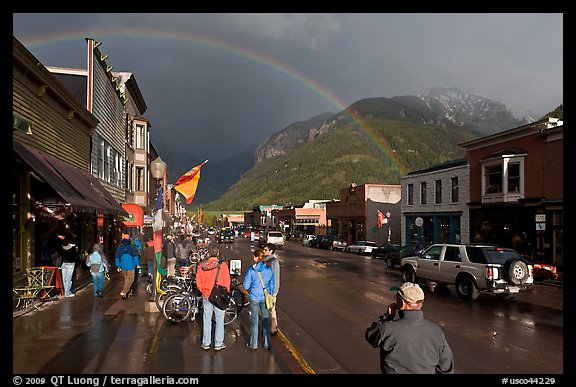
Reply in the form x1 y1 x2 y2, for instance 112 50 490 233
202 297 225 348
90 271 105 296
61 262 75 297
249 300 270 349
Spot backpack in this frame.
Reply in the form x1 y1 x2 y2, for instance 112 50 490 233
121 252 133 264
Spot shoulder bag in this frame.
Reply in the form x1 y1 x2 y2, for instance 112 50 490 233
208 263 231 310
257 272 275 310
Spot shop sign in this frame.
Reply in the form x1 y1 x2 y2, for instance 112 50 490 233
34 198 72 220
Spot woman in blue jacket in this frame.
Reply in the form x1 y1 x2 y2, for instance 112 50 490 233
243 249 275 350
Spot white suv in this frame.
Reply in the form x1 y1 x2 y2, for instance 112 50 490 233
400 244 533 300
261 231 285 249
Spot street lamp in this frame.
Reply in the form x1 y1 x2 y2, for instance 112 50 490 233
149 156 167 303
150 156 167 212
150 156 167 181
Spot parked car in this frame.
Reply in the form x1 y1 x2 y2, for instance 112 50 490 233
302 235 316 246
260 231 285 249
521 256 558 282
372 242 428 268
309 235 325 248
371 243 401 266
345 240 378 255
401 244 534 300
217 230 234 244
318 235 347 251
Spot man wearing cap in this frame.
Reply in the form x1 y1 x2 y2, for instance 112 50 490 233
365 282 454 374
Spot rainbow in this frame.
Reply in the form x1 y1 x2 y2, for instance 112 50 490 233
19 28 405 174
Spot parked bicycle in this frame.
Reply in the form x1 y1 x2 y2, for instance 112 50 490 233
162 268 249 325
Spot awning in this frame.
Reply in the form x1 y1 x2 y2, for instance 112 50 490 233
121 203 144 226
14 141 127 216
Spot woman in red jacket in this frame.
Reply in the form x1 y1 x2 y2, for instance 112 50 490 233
195 246 230 351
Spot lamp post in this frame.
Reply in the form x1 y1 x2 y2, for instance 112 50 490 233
150 157 167 191
149 157 167 304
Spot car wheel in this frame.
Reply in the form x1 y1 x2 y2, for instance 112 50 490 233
400 266 416 283
385 256 394 268
455 276 480 300
503 259 530 285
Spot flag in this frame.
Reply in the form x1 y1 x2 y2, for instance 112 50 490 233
377 210 385 228
173 160 208 204
198 204 203 225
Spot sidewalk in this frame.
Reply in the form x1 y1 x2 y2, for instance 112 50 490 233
13 270 303 374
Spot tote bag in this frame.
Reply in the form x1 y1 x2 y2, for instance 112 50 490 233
257 272 275 309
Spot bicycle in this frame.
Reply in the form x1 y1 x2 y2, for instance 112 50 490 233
161 272 249 325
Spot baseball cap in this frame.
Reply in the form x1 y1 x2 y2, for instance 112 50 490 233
391 282 425 303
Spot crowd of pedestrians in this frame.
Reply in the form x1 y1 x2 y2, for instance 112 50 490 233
43 228 455 374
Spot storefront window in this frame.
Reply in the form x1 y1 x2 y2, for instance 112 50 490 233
13 174 21 273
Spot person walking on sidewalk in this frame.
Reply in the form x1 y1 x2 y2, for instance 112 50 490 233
86 242 108 298
263 243 280 335
56 231 78 298
163 235 176 277
195 246 230 351
115 237 140 299
243 249 275 350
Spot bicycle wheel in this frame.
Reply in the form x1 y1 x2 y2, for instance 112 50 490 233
223 298 238 325
162 293 194 323
154 285 180 311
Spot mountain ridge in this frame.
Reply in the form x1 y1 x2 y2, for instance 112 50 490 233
164 87 543 209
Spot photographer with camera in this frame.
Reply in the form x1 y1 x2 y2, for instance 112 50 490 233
365 282 454 374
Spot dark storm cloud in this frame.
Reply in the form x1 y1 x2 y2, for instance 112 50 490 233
13 13 563 164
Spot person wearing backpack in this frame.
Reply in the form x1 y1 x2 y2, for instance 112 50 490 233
115 236 140 299
86 242 108 298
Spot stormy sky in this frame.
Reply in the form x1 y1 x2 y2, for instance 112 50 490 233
13 13 563 168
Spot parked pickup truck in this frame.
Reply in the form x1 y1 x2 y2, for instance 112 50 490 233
400 244 534 300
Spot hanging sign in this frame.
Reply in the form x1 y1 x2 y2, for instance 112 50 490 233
34 199 72 220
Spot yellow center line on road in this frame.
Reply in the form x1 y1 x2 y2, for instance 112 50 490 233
276 329 316 374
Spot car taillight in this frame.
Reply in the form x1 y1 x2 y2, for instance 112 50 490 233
486 266 499 280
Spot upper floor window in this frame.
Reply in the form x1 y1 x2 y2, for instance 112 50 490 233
508 162 520 192
407 184 414 205
135 166 145 191
435 179 442 204
420 182 427 205
135 124 146 150
451 177 459 203
485 164 503 194
482 155 525 198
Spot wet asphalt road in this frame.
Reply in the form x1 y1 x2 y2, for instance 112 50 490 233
13 237 563 375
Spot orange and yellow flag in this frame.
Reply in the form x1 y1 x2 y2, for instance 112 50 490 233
173 160 207 204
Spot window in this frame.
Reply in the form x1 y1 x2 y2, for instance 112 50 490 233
98 140 105 180
482 156 525 199
507 162 520 192
420 182 427 205
114 153 121 187
444 246 461 262
451 177 459 203
135 124 146 150
485 164 503 193
135 167 145 191
435 180 442 204
407 184 414 205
